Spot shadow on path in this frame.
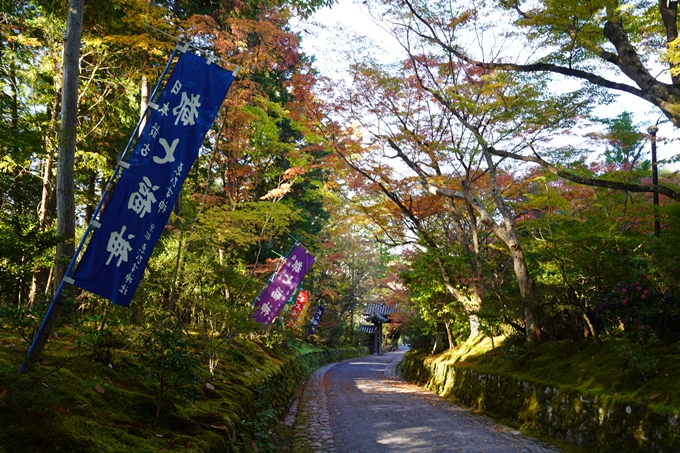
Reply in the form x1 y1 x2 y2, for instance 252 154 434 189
296 346 563 453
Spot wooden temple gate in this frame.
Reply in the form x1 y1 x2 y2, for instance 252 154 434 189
359 303 398 355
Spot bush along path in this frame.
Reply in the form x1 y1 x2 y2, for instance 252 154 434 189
290 346 562 453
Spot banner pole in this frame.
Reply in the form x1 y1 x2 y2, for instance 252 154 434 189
19 46 182 373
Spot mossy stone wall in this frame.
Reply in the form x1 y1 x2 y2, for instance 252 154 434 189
399 351 680 453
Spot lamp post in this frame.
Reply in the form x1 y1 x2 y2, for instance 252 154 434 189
647 125 660 237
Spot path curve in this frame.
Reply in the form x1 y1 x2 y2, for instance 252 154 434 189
293 347 563 453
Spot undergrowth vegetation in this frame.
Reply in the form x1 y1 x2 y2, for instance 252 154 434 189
0 322 364 453
439 335 680 408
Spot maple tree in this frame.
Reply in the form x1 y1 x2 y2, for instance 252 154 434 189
363 0 680 202
5 0 679 374
370 0 680 124
152 1 336 324
300 0 680 347
315 47 590 342
303 216 392 346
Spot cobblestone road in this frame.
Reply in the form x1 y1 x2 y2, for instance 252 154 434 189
292 347 563 453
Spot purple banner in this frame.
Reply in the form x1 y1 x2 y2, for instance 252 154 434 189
254 244 315 326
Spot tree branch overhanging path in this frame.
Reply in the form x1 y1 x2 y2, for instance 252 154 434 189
369 0 680 201
397 0 680 123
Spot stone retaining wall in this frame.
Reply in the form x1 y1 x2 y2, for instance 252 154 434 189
399 351 680 453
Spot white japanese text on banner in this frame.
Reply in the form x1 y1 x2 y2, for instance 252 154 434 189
254 245 315 326
72 53 235 307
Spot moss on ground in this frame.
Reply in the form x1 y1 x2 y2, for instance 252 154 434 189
445 335 680 408
0 327 365 453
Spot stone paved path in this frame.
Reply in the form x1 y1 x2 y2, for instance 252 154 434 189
291 362 339 452
292 347 563 453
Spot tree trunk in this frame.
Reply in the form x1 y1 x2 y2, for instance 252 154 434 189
444 317 454 350
468 312 480 340
83 172 96 225
139 0 155 133
25 0 84 368
155 373 165 423
168 229 184 313
659 0 679 85
509 238 541 343
28 80 62 307
466 201 483 280
433 255 480 335
54 0 84 292
582 312 601 345
444 199 485 339
139 73 150 134
481 145 541 344
27 153 55 307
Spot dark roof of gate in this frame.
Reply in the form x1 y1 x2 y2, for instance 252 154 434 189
363 303 398 316
358 324 376 334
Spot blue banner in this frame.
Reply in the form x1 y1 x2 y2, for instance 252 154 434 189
308 305 325 334
72 52 235 307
